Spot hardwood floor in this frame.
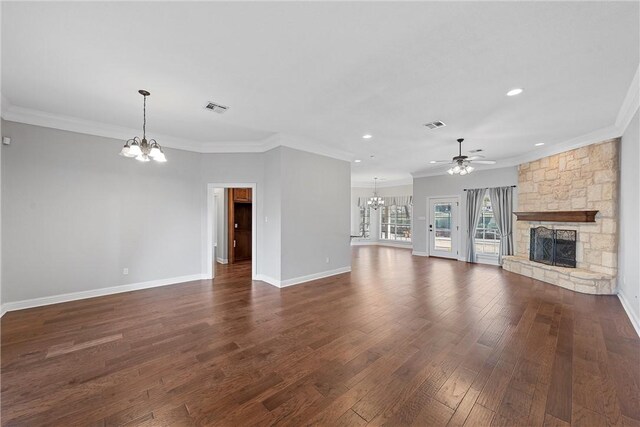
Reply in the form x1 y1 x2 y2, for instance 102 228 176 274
2 246 639 426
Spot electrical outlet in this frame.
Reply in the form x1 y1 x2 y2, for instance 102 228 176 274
123 268 129 275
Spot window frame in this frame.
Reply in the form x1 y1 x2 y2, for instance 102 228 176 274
474 192 500 258
379 204 412 242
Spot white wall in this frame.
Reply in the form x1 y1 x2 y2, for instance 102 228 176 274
280 147 351 281
1 120 203 302
351 184 413 246
619 109 640 330
412 167 518 259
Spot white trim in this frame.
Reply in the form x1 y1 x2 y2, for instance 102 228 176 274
0 274 206 315
216 257 229 265
256 266 351 288
351 177 413 188
412 251 429 257
616 64 640 132
205 183 257 281
351 240 412 249
618 290 640 338
0 101 353 162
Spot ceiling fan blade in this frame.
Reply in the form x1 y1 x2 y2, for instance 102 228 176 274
431 160 453 164
466 155 485 160
471 160 497 165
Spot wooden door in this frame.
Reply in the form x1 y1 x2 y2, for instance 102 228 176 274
228 188 252 263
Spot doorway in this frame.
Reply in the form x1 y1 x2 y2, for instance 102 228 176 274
206 183 257 281
228 188 252 264
428 196 459 259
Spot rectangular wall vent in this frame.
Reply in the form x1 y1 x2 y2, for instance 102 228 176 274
424 120 446 129
205 102 229 114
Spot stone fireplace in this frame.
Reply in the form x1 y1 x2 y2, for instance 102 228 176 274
503 138 619 295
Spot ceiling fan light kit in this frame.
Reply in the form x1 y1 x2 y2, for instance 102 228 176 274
431 138 496 176
119 90 167 163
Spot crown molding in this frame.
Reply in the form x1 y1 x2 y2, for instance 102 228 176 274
351 177 413 188
0 100 353 162
615 64 640 132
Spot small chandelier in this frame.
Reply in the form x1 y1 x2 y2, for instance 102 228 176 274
367 177 385 210
119 90 166 163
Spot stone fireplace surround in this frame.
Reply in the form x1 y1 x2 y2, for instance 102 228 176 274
502 138 619 295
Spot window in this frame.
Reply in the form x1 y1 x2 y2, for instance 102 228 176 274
359 206 371 239
380 205 412 241
475 194 500 256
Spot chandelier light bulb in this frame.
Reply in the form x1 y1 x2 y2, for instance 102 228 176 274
128 141 142 157
119 143 132 157
154 152 167 162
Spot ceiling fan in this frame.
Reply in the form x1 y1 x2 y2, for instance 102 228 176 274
430 138 496 175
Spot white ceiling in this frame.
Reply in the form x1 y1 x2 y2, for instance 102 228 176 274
2 2 638 185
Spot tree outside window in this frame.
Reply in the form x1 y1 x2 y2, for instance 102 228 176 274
380 205 412 241
475 194 500 256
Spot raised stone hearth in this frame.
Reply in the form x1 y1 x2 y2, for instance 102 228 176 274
503 255 615 294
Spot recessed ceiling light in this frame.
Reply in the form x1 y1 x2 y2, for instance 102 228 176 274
506 88 523 96
535 143 545 146
362 134 373 139
354 159 362 163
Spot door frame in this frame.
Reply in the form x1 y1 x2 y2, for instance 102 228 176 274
427 195 460 260
206 183 257 280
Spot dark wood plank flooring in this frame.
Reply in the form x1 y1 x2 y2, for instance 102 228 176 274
1 246 638 426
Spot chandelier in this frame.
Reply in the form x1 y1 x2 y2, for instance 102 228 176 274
119 90 166 163
367 177 385 210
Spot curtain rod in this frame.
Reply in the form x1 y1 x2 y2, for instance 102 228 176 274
463 185 517 191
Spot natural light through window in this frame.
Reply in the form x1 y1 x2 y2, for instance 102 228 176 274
359 206 371 239
475 194 500 256
380 205 412 242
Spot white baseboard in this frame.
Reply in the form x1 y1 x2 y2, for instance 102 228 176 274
352 241 413 249
618 290 640 338
256 266 352 288
412 251 429 257
0 274 207 316
216 257 229 264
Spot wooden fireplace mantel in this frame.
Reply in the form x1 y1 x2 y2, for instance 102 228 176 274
513 210 598 223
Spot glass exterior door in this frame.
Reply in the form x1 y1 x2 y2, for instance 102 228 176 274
428 197 459 259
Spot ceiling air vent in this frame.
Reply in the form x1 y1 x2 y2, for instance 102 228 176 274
424 120 446 130
205 102 229 114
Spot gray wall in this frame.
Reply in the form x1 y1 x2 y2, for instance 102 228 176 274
280 147 351 280
261 147 282 281
619 109 639 325
1 120 203 302
412 167 519 259
1 121 352 303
